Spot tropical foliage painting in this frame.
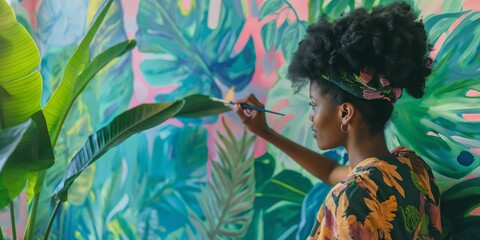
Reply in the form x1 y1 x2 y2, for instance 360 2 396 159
1 0 479 239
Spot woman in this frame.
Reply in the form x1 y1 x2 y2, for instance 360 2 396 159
233 2 441 239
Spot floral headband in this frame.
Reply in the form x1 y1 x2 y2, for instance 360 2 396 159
321 70 403 104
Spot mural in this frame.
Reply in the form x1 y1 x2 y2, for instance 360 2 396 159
1 0 479 239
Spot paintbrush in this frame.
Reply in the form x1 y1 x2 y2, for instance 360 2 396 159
210 97 285 116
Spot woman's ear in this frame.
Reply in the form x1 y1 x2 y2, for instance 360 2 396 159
340 103 355 123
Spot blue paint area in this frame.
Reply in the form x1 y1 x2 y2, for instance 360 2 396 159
457 151 475 166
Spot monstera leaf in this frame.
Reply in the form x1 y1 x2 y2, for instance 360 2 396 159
307 0 417 23
386 11 480 180
251 170 313 239
136 0 256 102
188 118 256 239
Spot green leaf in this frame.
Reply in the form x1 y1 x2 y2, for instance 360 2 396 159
443 216 480 240
281 21 307 62
51 100 185 202
259 0 284 20
308 0 323 23
0 167 27 209
441 178 480 220
175 94 231 118
0 0 42 128
261 20 277 51
254 152 276 190
0 119 31 172
44 0 115 144
0 0 40 84
0 111 54 209
257 170 313 209
73 39 136 98
188 118 256 239
7 111 54 171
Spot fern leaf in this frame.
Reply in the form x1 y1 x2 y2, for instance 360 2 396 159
188 118 256 239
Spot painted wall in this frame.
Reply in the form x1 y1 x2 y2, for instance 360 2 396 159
1 0 479 239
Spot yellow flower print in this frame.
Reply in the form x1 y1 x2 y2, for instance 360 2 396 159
375 162 405 198
365 195 398 240
336 192 352 240
354 169 378 197
397 156 412 168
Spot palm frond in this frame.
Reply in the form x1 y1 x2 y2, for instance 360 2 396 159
188 117 256 239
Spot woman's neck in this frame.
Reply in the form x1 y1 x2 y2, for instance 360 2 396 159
345 130 391 168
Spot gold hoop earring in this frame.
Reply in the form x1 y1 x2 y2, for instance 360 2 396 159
341 122 350 133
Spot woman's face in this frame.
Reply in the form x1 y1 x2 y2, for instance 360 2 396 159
309 81 345 150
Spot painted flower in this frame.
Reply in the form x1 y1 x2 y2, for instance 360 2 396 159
393 87 403 99
380 76 390 86
362 89 384 100
359 70 373 84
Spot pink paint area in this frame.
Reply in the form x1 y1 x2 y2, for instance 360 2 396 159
235 16 285 90
471 207 480 216
121 0 139 20
427 131 440 137
463 0 480 11
180 0 192 12
470 148 480 155
121 0 139 39
20 0 41 29
466 89 480 97
462 113 480 122
448 14 468 33
430 33 447 60
253 137 267 158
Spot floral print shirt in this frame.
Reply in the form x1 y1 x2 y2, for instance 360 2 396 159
308 147 442 240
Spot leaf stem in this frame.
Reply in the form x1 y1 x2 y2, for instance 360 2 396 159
24 192 41 240
44 201 61 240
283 0 300 22
9 201 17 240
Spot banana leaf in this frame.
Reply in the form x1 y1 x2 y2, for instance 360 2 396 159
0 0 42 127
0 111 54 209
51 101 184 202
0 119 32 172
52 94 231 202
44 0 117 145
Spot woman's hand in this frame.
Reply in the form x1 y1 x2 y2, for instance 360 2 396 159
233 94 272 138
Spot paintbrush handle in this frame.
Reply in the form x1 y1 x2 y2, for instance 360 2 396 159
209 97 284 116
240 103 285 116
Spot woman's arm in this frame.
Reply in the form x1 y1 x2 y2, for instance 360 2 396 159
233 94 350 186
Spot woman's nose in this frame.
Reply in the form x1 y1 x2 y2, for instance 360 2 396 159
309 112 314 121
